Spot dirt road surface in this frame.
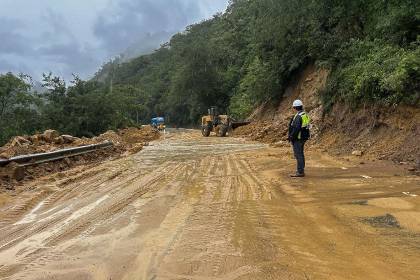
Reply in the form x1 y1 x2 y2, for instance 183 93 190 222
0 130 419 280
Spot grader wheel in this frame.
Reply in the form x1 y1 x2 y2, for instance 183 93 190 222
218 125 228 137
202 125 211 137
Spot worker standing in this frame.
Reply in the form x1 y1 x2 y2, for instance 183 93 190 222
288 100 311 177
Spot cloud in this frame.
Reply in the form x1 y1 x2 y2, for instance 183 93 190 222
0 0 229 80
0 11 104 80
0 18 29 55
36 42 100 75
93 0 227 57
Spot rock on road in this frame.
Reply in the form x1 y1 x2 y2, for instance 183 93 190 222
0 129 419 279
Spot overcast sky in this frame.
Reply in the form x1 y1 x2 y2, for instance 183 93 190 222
0 0 228 80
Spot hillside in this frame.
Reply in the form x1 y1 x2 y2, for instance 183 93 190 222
1 0 419 145
1 1 420 277
234 64 420 164
91 0 419 123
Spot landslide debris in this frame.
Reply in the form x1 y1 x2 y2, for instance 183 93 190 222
0 126 160 189
233 119 289 144
233 64 420 164
233 64 327 146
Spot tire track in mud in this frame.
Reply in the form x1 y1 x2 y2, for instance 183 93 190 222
120 159 205 280
1 133 274 279
214 153 317 279
221 154 274 202
0 166 140 252
0 161 188 279
154 152 280 279
46 164 133 204
0 166 125 228
156 190 244 278
135 154 229 278
0 191 52 227
43 167 170 246
234 201 311 279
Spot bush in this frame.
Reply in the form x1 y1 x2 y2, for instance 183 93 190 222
323 39 420 107
229 91 254 119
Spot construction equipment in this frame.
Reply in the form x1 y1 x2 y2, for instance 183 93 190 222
201 107 251 137
151 117 166 131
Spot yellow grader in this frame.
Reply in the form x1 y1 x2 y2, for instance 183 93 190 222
201 107 250 137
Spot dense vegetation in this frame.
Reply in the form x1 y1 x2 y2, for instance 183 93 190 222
1 0 419 144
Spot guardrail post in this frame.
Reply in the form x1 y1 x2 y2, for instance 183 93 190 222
0 163 25 181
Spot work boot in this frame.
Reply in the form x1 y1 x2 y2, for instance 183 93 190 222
290 172 305 178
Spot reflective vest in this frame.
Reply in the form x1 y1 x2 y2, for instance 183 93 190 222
293 111 310 140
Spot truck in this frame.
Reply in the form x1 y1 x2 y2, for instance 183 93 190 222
151 117 166 131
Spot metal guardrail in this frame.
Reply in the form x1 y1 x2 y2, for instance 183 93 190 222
0 141 114 167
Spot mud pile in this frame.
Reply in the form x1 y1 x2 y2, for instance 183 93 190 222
234 119 289 144
317 105 420 163
234 64 420 165
234 64 327 146
0 126 160 189
0 130 78 159
0 126 159 159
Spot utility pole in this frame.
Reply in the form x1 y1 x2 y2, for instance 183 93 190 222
110 69 113 95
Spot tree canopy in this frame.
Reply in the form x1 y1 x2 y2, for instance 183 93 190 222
1 0 419 144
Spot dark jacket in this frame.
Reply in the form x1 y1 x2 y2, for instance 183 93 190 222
288 111 303 142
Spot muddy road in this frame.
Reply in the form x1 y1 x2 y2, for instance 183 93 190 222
0 130 419 280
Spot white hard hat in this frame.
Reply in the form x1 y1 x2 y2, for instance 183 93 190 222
293 99 303 107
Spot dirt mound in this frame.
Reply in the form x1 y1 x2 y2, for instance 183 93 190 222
233 120 289 144
234 63 420 165
234 64 328 145
118 126 160 144
0 127 159 159
0 130 80 159
317 105 420 163
0 127 160 189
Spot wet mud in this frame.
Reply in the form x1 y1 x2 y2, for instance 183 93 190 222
0 129 419 279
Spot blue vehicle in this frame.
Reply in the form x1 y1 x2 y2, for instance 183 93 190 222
151 117 166 131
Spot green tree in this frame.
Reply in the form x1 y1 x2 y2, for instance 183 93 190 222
0 73 42 144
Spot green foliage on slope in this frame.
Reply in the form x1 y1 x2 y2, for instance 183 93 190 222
324 40 420 109
96 0 418 121
1 0 419 144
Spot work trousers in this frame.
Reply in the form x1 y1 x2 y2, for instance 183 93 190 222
292 140 306 174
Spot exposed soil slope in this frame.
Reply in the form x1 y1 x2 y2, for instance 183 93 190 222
234 64 328 143
234 64 420 166
317 105 420 163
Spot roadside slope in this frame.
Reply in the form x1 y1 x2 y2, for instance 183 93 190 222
234 64 420 166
